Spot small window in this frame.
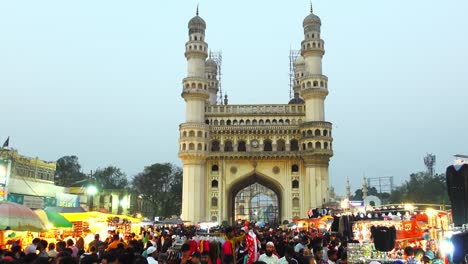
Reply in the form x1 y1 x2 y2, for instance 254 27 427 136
224 141 233 152
315 142 322 149
211 197 218 207
211 180 218 188
211 165 219 171
211 216 217 221
292 180 299 189
238 141 246 152
290 139 299 151
292 164 299 172
277 139 286 151
315 129 321 136
264 140 272 151
211 140 220 152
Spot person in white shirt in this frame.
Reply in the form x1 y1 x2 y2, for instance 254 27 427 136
258 242 279 264
25 238 41 254
278 246 298 264
294 237 308 253
326 249 338 264
147 246 158 264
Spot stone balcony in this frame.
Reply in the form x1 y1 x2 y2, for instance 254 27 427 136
205 104 305 116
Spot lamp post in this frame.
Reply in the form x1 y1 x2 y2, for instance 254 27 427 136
86 185 98 211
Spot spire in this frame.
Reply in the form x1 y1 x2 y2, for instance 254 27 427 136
196 4 199 16
310 1 313 13
346 177 351 200
362 174 368 199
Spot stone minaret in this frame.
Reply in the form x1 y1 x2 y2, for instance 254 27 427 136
179 8 210 223
362 176 368 199
346 177 351 200
300 3 333 209
205 55 218 105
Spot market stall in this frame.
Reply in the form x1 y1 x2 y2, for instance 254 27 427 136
0 201 46 249
60 211 141 242
347 206 453 264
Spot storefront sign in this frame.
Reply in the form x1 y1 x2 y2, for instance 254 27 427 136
23 195 44 209
350 201 364 207
56 193 80 207
8 193 24 204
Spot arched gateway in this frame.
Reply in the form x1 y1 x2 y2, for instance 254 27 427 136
178 6 333 224
228 174 282 224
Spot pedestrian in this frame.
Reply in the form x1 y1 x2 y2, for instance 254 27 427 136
48 242 57 258
67 239 79 258
278 246 298 264
146 246 158 264
258 242 279 264
25 238 41 254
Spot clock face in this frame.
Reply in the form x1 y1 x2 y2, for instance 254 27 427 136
251 140 259 148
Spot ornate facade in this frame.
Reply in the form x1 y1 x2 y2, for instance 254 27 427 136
179 6 333 224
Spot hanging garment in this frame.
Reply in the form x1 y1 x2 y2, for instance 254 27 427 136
245 230 260 264
446 164 468 226
371 225 396 252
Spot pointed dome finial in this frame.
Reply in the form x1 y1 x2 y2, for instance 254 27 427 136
310 1 313 13
196 4 199 16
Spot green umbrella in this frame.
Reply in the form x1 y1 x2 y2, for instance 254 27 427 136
45 210 73 228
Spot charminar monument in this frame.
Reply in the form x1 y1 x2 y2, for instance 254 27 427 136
179 5 333 224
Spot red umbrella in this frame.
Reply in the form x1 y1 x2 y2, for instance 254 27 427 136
0 201 46 232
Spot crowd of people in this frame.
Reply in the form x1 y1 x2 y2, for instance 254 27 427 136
0 224 454 264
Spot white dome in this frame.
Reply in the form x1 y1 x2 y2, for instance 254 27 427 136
294 55 305 65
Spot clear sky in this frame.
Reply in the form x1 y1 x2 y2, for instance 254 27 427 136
1 1 467 196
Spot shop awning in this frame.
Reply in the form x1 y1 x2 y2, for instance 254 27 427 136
60 212 141 223
44 206 86 213
45 210 73 228
35 209 73 228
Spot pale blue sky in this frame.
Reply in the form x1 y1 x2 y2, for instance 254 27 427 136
1 1 467 195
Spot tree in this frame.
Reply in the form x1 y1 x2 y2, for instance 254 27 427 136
55 155 87 187
350 187 379 200
131 163 182 218
388 154 449 204
93 166 128 190
389 172 448 204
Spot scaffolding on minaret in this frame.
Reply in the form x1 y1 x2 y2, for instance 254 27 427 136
289 49 301 99
209 50 223 105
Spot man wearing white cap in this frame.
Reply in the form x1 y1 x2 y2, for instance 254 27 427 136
147 246 158 264
258 242 279 264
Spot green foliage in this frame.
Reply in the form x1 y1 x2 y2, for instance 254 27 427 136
131 163 182 218
389 172 448 204
54 155 87 187
351 187 379 200
93 166 128 190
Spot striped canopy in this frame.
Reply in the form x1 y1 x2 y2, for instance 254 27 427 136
0 201 46 232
